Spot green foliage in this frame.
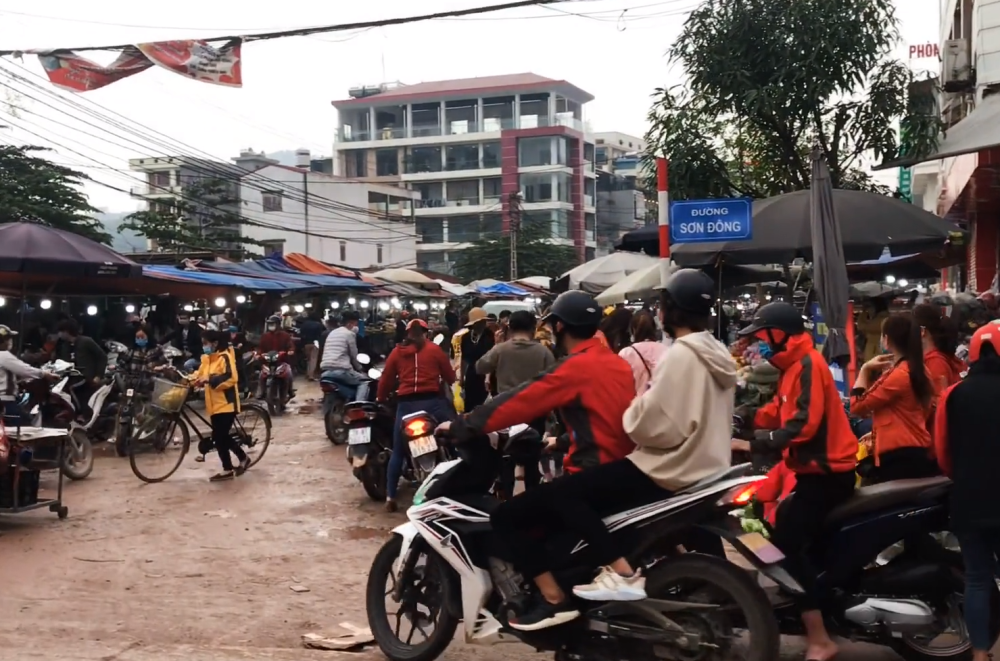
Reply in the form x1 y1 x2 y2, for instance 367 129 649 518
122 178 262 256
642 0 941 201
0 145 109 244
453 213 579 282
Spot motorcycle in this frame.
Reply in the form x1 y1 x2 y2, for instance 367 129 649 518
366 421 785 661
763 475 999 660
257 350 293 415
113 344 182 457
323 352 378 445
343 363 393 501
24 360 95 480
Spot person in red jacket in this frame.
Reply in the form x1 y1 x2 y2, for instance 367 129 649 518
378 319 456 512
934 320 1000 661
913 303 963 392
739 302 857 661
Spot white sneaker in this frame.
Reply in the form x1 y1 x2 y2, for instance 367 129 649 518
572 566 646 601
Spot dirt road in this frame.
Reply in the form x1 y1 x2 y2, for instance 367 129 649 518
0 384 944 660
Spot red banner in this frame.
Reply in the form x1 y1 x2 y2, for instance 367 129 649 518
34 39 242 92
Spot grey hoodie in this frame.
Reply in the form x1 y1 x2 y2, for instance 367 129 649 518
624 331 737 491
475 337 555 393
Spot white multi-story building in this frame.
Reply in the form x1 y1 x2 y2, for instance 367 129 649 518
330 73 598 274
128 150 418 268
592 131 645 182
896 0 1000 290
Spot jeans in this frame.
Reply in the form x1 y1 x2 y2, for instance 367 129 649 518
386 396 454 500
491 459 671 578
955 527 1000 651
322 369 366 402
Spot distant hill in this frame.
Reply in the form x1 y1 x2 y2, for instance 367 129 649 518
97 211 145 253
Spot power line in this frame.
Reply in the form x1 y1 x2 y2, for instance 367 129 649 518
0 0 577 54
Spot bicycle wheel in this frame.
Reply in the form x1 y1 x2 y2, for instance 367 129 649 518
129 412 191 483
236 403 271 467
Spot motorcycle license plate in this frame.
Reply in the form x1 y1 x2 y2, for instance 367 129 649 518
348 427 371 445
126 388 134 397
738 532 785 564
408 435 437 458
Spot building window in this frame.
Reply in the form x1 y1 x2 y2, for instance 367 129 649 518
339 240 347 262
262 191 283 212
261 239 285 256
445 144 479 171
595 147 608 165
375 148 399 176
377 243 383 264
149 172 171 190
416 218 445 244
520 173 553 202
347 150 368 177
482 142 501 168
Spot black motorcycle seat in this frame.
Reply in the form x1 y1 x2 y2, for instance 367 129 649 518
825 476 951 526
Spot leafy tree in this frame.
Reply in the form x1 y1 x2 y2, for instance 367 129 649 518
643 0 941 201
0 145 110 244
454 212 579 282
122 178 262 256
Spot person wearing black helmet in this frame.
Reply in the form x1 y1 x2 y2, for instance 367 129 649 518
737 301 857 661
437 290 637 627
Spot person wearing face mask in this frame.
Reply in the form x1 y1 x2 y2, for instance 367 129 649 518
319 311 366 400
185 330 249 481
257 314 296 396
736 302 858 661
166 313 203 371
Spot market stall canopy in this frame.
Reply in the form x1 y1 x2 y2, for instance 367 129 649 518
143 265 315 292
280 252 358 278
872 93 1000 170
435 280 475 297
559 252 660 294
0 222 142 277
596 262 675 305
477 282 529 296
618 190 964 266
515 276 551 291
371 268 441 290
194 260 371 290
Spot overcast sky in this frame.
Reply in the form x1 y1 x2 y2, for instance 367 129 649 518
0 0 941 212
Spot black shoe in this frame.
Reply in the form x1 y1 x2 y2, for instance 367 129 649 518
508 597 580 631
235 455 252 475
209 470 235 482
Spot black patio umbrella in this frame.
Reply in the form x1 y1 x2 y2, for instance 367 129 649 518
0 222 142 278
617 190 964 266
808 147 850 362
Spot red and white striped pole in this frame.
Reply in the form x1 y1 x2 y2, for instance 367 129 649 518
656 157 670 259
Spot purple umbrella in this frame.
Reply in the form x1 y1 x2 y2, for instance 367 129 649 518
0 222 141 278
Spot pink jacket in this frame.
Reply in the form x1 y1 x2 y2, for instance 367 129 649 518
619 341 668 395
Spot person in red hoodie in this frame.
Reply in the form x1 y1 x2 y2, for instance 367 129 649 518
738 302 857 661
377 318 456 512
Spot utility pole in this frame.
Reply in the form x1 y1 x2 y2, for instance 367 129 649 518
508 191 522 280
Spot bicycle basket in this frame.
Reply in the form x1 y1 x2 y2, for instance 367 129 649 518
150 378 190 412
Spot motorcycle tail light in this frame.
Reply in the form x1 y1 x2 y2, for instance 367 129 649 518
345 408 369 423
404 417 432 438
725 483 759 507
320 382 335 393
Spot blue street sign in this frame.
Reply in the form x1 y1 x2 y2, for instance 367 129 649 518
669 197 753 244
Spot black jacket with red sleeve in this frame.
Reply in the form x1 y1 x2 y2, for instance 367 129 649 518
449 337 636 472
934 356 1000 531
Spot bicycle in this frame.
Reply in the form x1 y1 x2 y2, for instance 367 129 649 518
128 377 272 483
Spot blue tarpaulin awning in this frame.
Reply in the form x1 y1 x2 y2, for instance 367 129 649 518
477 282 529 296
143 265 314 291
194 259 373 290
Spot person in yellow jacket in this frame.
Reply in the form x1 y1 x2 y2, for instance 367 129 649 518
187 330 249 481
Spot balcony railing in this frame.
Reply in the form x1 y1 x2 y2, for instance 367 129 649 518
376 126 407 140
445 159 480 171
130 184 178 197
584 194 595 207
444 196 481 207
404 160 444 174
415 198 448 209
482 156 501 169
412 124 442 137
339 128 372 142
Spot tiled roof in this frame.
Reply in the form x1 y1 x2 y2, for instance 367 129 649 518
333 73 593 106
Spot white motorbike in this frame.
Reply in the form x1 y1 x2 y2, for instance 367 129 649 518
40 359 106 480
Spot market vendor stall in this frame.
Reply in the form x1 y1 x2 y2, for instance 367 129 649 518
0 421 70 519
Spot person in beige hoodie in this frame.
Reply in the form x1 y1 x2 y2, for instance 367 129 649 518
484 269 737 632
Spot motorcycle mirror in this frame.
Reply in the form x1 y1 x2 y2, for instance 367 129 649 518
433 334 445 345
368 367 383 379
357 353 372 365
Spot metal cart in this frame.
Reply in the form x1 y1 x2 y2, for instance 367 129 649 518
0 422 69 520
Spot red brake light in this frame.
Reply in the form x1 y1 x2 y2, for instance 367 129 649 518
405 418 431 437
345 408 368 423
731 483 759 506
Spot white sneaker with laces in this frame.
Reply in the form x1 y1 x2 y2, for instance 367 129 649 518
572 566 646 601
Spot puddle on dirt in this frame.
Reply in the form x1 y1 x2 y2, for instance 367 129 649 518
340 526 388 541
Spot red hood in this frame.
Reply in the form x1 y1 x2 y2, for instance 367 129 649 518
766 333 815 371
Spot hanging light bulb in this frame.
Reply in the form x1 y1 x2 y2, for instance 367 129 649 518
885 275 897 284
0 297 7 308
236 295 247 304
898 279 909 288
390 297 400 308
86 305 98 316
183 304 194 312
305 302 313 308
280 304 290 313
40 299 52 310
125 304 136 314
294 305 305 313
361 300 370 309
214 297 226 308
378 302 390 311
348 297 357 305
331 301 340 309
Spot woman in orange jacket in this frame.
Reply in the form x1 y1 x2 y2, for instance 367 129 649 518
913 304 963 392
850 314 938 483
